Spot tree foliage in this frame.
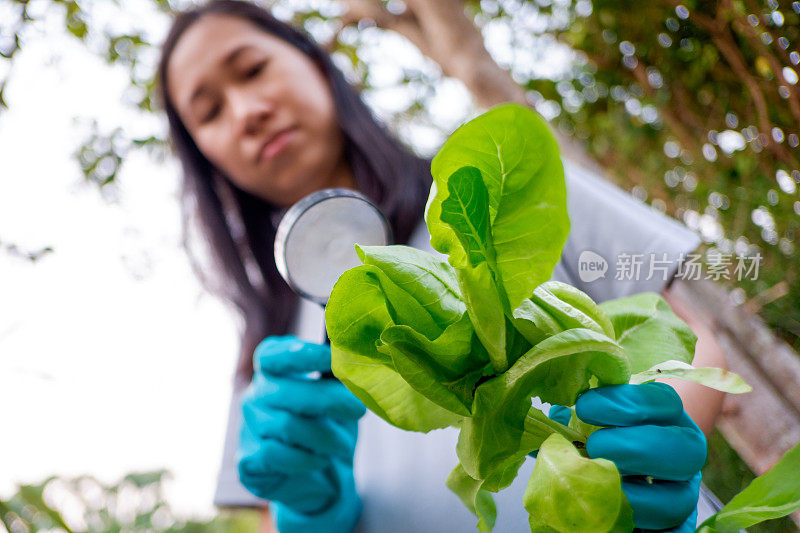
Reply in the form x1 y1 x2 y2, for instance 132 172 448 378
517 0 800 349
1 0 798 346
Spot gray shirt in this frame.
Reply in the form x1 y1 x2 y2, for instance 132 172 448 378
213 158 719 530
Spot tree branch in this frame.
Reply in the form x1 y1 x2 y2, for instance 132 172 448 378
740 0 800 100
630 59 704 155
657 0 798 167
339 0 430 56
730 13 800 131
338 0 606 174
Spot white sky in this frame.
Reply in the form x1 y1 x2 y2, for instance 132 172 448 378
0 6 237 519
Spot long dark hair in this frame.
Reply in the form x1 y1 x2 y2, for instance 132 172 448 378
157 0 431 383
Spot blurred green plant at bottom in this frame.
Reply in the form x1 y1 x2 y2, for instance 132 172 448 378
703 430 798 533
4 443 798 533
0 469 260 533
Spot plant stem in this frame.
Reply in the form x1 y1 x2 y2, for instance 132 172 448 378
525 408 586 444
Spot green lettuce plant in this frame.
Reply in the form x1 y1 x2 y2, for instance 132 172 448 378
324 103 799 532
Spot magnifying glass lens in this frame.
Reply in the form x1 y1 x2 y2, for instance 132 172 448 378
275 188 392 305
282 197 388 303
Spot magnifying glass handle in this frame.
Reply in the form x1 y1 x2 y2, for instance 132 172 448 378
321 317 336 380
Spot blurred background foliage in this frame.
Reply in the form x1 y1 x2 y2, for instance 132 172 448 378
1 0 798 530
529 0 800 350
0 470 260 532
703 430 797 532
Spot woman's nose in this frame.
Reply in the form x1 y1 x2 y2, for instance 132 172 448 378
228 88 275 136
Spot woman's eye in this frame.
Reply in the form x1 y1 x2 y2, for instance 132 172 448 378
201 104 221 123
244 61 267 79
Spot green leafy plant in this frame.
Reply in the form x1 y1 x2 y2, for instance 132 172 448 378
325 103 799 532
698 439 800 532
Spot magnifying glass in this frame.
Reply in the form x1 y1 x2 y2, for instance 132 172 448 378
272 188 391 380
274 188 391 378
274 188 392 306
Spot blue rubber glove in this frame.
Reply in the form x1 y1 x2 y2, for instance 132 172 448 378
574 383 707 532
236 336 366 533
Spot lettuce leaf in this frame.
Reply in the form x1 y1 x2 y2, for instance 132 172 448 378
457 328 630 480
697 439 800 532
524 434 634 533
427 105 569 310
327 258 468 431
446 463 498 533
630 360 752 393
427 103 570 372
332 344 461 431
356 244 464 327
512 281 616 345
378 315 493 416
599 292 697 373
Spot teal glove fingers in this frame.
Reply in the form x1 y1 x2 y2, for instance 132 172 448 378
548 404 572 426
238 418 331 472
272 461 363 533
255 335 332 375
585 420 706 480
577 384 706 480
575 382 684 427
250 373 366 420
243 401 358 462
654 506 698 533
237 335 365 532
237 422 337 512
573 383 707 531
623 472 702 530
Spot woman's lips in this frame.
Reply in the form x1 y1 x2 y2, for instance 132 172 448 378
259 128 296 162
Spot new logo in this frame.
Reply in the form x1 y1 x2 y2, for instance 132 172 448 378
578 251 608 283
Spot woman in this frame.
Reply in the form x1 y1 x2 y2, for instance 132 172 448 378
157 1 726 531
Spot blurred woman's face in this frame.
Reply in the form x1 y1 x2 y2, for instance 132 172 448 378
167 14 352 206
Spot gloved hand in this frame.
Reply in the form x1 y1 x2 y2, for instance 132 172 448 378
574 382 707 532
236 335 366 533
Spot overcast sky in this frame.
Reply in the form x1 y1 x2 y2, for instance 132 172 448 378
0 3 244 517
